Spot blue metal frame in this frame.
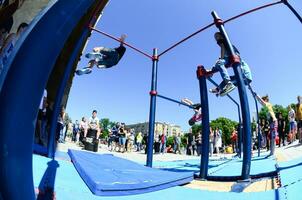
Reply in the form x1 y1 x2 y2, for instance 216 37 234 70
211 11 252 180
146 48 158 167
0 1 103 199
47 29 90 158
207 77 242 156
283 0 302 24
157 94 195 109
197 67 210 179
248 84 262 157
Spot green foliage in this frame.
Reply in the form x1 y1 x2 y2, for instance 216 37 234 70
99 118 116 139
191 124 201 136
181 135 187 147
166 136 174 147
210 117 238 145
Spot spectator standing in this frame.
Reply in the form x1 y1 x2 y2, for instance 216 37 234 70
277 113 286 147
136 132 143 152
160 133 167 154
187 129 194 155
209 127 214 157
231 128 238 153
288 105 296 143
296 96 302 143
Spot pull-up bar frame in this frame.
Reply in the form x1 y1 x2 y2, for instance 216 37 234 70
85 0 302 169
207 77 242 156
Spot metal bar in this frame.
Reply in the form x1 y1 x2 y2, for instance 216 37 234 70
224 1 283 24
47 29 89 158
197 67 210 179
158 1 282 58
157 94 195 109
90 27 153 59
212 11 252 180
146 48 159 167
158 23 215 57
282 0 302 24
248 84 262 157
207 77 242 156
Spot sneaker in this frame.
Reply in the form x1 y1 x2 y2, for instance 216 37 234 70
85 52 103 60
209 87 219 93
76 68 92 75
219 82 236 96
96 65 107 69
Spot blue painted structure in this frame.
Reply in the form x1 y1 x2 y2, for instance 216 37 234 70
196 66 210 179
47 27 90 158
147 48 159 167
0 0 108 199
207 77 242 156
211 11 252 180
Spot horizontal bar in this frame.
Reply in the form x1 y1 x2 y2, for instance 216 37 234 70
158 22 215 57
90 27 153 60
157 94 195 109
224 1 283 24
158 1 282 58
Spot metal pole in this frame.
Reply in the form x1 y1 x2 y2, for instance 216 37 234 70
283 0 302 24
47 29 89 158
208 76 242 156
146 48 158 167
212 11 252 180
197 66 210 179
157 94 195 109
248 85 262 157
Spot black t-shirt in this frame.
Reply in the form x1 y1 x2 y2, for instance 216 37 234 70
115 45 126 62
188 133 194 145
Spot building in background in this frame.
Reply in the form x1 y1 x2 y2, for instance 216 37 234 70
127 122 183 137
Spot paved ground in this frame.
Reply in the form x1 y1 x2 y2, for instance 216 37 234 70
56 139 302 193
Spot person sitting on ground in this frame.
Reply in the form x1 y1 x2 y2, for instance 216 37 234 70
181 98 201 126
76 34 127 75
209 32 252 96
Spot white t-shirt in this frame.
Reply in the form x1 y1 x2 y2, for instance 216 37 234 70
89 116 99 130
289 109 295 122
39 89 47 110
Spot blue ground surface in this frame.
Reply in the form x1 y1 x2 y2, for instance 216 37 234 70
153 155 276 178
32 152 302 200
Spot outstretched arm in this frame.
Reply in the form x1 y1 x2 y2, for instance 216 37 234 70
254 93 266 106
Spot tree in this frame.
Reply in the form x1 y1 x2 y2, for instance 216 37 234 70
99 118 116 139
210 117 238 145
191 124 201 136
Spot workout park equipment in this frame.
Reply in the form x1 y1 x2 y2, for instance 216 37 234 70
0 0 301 199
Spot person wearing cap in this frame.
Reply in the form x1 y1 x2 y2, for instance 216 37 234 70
76 34 127 75
255 94 278 156
209 32 252 96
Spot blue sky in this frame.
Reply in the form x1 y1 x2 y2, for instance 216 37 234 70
66 0 302 131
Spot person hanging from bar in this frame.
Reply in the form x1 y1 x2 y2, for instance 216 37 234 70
209 32 252 96
76 34 127 75
181 98 202 126
253 94 278 156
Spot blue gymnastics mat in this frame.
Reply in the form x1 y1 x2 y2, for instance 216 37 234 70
33 154 287 200
68 149 193 196
278 157 302 186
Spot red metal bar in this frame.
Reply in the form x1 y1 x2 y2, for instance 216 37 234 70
158 1 282 58
224 1 283 24
158 22 215 57
90 27 153 60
